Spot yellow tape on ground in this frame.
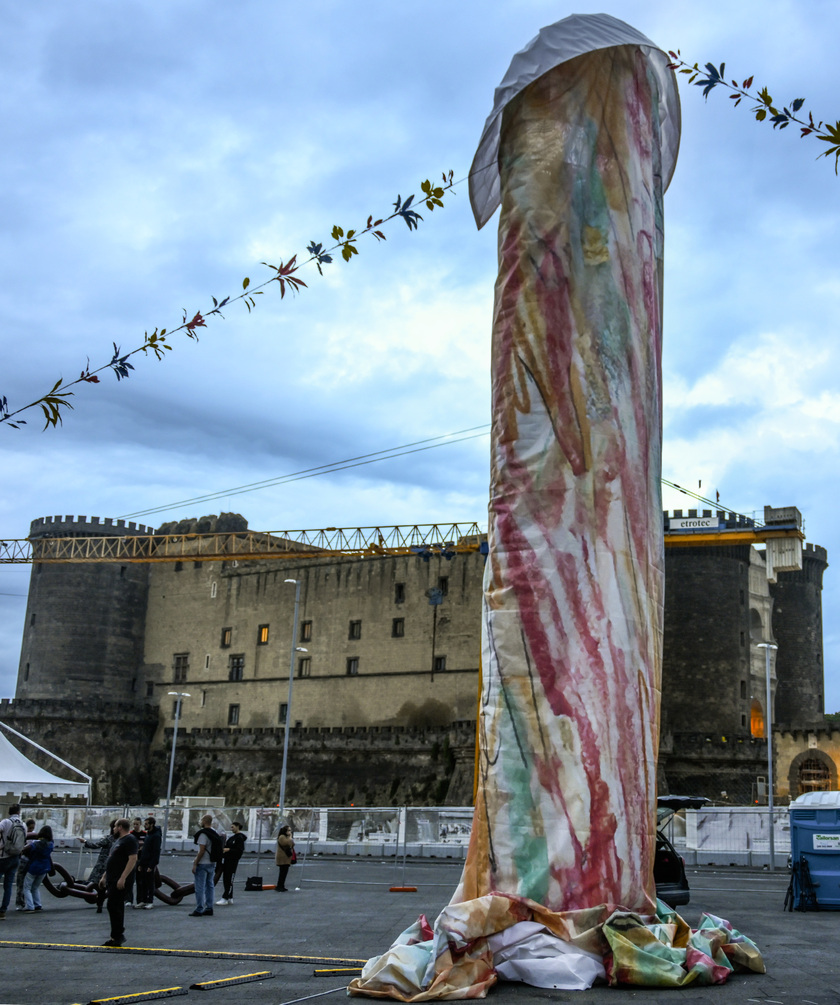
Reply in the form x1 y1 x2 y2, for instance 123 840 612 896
0 939 366 966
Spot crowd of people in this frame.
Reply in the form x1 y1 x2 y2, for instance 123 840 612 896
0 804 295 947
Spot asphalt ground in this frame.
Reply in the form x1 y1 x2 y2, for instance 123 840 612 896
0 852 836 1005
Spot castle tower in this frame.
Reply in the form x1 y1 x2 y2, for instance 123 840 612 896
770 542 829 730
17 516 152 703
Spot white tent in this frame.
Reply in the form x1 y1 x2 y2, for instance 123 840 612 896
0 726 90 800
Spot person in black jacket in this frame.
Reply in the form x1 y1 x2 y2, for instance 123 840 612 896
134 816 161 909
216 821 247 905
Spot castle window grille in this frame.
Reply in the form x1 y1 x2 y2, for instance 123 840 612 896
173 654 189 683
228 655 245 681
257 624 270 645
798 757 830 794
392 618 405 638
279 702 288 723
434 655 447 673
228 703 240 726
297 657 311 678
438 576 449 597
346 657 359 676
348 620 362 641
300 620 312 642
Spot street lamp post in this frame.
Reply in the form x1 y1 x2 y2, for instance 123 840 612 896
163 691 190 850
757 642 778 870
278 578 304 823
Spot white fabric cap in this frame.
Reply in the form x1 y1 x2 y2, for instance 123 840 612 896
469 13 681 229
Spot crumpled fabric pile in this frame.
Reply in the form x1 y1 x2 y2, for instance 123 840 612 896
347 895 764 999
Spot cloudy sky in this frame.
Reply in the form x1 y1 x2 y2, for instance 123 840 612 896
2 1 839 709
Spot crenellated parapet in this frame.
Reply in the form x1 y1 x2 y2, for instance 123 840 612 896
29 515 154 538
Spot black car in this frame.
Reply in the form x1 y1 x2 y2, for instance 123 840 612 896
654 796 708 907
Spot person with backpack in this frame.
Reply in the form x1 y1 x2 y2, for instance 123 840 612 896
0 803 27 920
21 825 54 912
191 814 223 916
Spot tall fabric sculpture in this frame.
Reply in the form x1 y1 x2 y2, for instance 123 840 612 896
350 15 764 997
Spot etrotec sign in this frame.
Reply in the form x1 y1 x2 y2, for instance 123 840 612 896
668 516 721 531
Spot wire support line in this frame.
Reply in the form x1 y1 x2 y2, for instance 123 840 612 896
276 989 349 1005
118 426 491 520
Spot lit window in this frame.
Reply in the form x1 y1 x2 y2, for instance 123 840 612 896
346 657 359 676
258 624 270 645
228 704 240 726
220 627 232 648
173 653 189 683
348 620 362 640
392 618 405 638
300 620 312 642
297 658 311 678
228 655 245 681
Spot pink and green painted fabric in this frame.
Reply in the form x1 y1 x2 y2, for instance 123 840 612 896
350 14 764 997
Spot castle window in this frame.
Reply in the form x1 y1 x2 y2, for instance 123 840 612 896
146 682 154 697
394 583 405 604
750 700 764 738
392 618 405 638
438 576 449 597
23 663 30 682
173 653 189 683
741 714 747 727
204 654 210 670
346 657 359 676
228 655 245 681
348 620 362 640
30 612 36 626
174 561 183 572
740 680 747 699
740 631 745 647
201 690 207 706
210 581 217 599
171 700 181 719
300 620 312 642
120 566 126 578
434 655 447 673
297 657 311 678
220 627 232 648
257 624 270 645
279 702 288 723
227 704 240 726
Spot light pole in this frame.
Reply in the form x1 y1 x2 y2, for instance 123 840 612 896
278 578 304 823
757 642 778 870
163 691 190 850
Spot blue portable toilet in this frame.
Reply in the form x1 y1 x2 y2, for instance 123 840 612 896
789 790 840 909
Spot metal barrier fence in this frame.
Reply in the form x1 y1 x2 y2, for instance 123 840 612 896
18 803 792 869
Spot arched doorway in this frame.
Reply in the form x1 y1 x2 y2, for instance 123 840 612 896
750 699 765 738
787 749 837 798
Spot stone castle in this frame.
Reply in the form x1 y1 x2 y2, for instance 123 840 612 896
4 508 835 806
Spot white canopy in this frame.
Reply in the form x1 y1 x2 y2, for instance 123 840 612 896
469 12 682 229
0 728 89 800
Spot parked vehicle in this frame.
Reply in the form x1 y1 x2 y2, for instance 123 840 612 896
654 796 708 907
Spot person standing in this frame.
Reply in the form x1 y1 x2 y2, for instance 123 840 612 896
274 825 295 892
0 803 26 920
81 820 116 913
125 818 145 907
191 814 222 916
100 818 138 948
216 821 246 905
14 819 37 911
21 826 54 912
134 815 161 909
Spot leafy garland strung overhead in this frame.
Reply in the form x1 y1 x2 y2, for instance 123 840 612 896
0 175 454 430
668 53 840 170
3 58 838 434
